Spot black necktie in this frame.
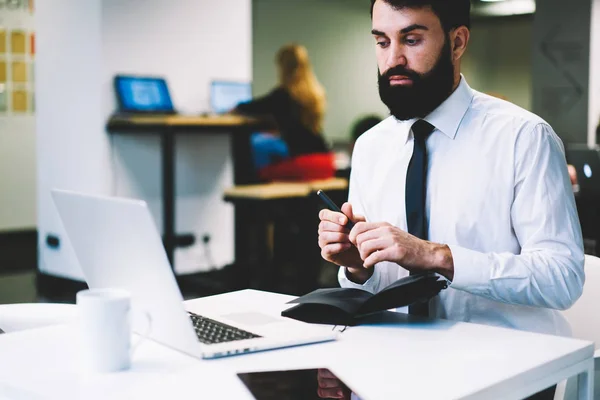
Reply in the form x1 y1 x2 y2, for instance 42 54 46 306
405 119 435 316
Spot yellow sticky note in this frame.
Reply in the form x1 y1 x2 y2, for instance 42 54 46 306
11 30 26 54
12 61 26 83
0 62 6 82
12 90 27 112
0 30 6 54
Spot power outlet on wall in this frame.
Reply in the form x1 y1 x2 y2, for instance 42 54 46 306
46 234 60 249
188 233 215 271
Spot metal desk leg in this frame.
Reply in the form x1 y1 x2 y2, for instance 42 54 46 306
162 129 175 268
231 128 256 185
577 363 594 400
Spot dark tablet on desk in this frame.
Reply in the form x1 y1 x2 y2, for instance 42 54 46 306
237 368 362 400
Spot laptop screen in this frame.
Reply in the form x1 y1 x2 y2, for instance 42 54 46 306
114 75 175 114
566 145 600 197
210 81 252 114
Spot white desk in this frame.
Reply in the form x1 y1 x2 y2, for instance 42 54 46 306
0 289 594 399
0 304 76 333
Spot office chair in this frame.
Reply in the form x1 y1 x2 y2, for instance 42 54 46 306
554 254 600 400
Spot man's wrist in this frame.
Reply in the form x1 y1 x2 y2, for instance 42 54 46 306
429 244 454 281
345 267 374 284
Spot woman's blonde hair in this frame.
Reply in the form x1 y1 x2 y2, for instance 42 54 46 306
277 44 326 134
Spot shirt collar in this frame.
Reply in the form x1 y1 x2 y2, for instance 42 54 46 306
395 74 474 143
425 75 474 140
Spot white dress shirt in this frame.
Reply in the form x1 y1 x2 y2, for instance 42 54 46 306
339 76 585 336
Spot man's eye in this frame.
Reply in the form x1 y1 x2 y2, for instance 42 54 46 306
405 38 421 46
377 41 390 48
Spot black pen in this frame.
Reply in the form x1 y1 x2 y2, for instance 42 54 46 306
316 190 355 230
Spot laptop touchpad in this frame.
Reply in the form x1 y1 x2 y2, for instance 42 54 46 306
221 312 281 326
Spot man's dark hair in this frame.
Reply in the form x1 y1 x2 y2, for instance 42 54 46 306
370 0 471 32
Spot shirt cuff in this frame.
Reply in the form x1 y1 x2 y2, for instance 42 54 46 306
337 266 380 294
447 244 491 292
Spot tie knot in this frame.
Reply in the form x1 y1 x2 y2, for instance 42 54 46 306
411 119 435 142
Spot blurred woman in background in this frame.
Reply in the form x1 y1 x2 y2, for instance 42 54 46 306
235 44 334 181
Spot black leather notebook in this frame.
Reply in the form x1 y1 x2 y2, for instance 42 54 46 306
282 273 448 325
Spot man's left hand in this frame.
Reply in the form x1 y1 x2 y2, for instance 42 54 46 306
349 222 454 280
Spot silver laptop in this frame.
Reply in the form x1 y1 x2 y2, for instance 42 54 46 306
51 189 337 359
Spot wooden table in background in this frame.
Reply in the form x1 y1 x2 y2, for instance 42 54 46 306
224 178 349 294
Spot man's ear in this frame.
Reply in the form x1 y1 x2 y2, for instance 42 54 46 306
451 26 470 61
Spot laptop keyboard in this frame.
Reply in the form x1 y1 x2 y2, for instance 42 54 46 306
188 312 261 345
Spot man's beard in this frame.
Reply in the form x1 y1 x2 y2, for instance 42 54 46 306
378 39 455 121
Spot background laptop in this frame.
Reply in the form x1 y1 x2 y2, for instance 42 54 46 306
210 80 252 114
566 144 600 198
114 75 176 115
51 189 336 359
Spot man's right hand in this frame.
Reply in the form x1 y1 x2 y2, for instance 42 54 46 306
317 369 352 399
318 203 372 283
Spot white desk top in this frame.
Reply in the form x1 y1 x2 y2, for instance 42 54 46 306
0 289 594 400
0 303 76 333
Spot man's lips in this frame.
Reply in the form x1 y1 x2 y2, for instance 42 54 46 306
388 75 413 86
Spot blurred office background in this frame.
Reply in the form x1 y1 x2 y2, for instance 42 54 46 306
1 0 599 304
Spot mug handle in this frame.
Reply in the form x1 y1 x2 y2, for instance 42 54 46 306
131 311 152 357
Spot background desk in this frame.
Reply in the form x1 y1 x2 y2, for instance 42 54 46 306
223 177 348 200
224 178 348 293
0 289 594 399
107 114 269 268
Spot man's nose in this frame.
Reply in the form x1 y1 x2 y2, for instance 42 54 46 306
386 43 408 71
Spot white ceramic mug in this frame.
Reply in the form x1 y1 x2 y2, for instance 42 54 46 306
76 288 149 373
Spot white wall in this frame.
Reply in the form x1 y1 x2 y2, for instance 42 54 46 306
37 0 251 280
36 0 107 279
102 0 251 275
0 5 36 231
252 1 534 143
